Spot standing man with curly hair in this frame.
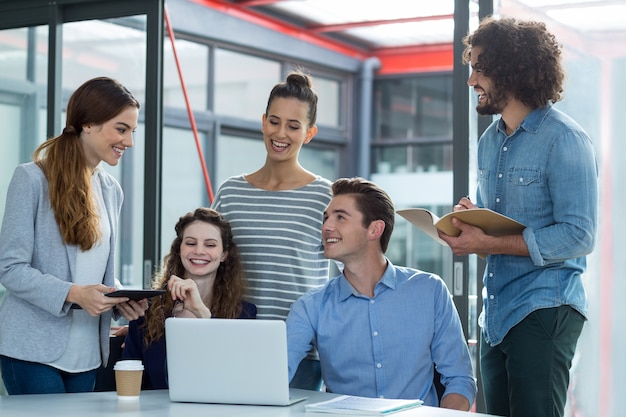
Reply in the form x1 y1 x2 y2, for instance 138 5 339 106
438 17 598 417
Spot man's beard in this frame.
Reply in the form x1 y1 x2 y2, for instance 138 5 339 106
476 89 508 116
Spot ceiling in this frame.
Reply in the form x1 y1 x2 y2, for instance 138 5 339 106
214 0 626 54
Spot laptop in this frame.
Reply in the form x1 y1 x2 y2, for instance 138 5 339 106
165 318 307 406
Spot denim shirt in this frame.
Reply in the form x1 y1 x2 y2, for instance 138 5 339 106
476 105 597 346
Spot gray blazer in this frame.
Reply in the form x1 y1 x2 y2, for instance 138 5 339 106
0 162 122 366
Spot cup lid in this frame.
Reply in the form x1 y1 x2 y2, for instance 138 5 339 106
113 360 144 371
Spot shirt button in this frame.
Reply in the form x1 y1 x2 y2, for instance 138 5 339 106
489 272 493 277
490 295 495 300
370 299 375 304
498 173 503 178
373 331 379 337
496 198 501 203
519 177 524 183
503 147 508 152
376 363 382 369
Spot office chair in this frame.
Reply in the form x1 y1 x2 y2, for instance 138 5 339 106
434 365 446 404
289 358 323 391
94 335 125 391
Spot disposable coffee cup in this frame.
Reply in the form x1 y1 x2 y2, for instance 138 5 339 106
113 360 144 400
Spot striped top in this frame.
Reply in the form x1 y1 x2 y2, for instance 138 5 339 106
212 175 332 320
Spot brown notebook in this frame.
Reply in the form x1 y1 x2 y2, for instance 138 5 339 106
397 208 525 258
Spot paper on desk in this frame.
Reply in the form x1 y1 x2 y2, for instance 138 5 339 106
305 395 423 415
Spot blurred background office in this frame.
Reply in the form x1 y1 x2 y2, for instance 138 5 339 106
0 1 623 415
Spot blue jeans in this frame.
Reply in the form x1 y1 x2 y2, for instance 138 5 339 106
480 306 585 417
0 355 97 395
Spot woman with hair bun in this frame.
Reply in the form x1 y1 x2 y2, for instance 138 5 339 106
212 70 332 323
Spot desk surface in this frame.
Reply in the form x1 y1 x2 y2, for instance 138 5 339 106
0 388 493 417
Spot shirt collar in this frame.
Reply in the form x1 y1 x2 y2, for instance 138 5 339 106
337 258 396 300
497 104 552 136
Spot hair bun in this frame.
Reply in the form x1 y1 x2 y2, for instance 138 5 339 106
286 72 312 89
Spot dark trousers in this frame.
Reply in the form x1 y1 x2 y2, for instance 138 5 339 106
480 305 584 417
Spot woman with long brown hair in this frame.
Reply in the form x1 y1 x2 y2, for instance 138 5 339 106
122 207 256 389
0 76 148 395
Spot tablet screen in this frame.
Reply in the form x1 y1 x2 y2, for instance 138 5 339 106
105 289 166 301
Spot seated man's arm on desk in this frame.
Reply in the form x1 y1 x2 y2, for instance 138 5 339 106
286 292 318 382
431 278 477 410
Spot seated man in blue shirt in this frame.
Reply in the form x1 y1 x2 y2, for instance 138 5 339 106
286 177 477 410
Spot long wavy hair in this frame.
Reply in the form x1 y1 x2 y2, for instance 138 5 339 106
141 208 247 346
33 77 140 251
462 16 564 108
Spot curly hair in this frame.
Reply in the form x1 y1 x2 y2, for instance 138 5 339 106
33 77 140 251
141 208 247 346
462 16 564 108
265 69 318 126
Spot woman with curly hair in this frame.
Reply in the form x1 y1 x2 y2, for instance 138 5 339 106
122 207 256 389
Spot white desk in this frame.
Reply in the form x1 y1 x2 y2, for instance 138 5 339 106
0 388 494 417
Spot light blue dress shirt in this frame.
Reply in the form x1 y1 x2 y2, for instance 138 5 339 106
286 260 477 407
476 104 598 346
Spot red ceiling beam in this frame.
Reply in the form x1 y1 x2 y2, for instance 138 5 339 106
191 0 369 58
309 14 453 33
374 43 453 75
232 0 283 5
